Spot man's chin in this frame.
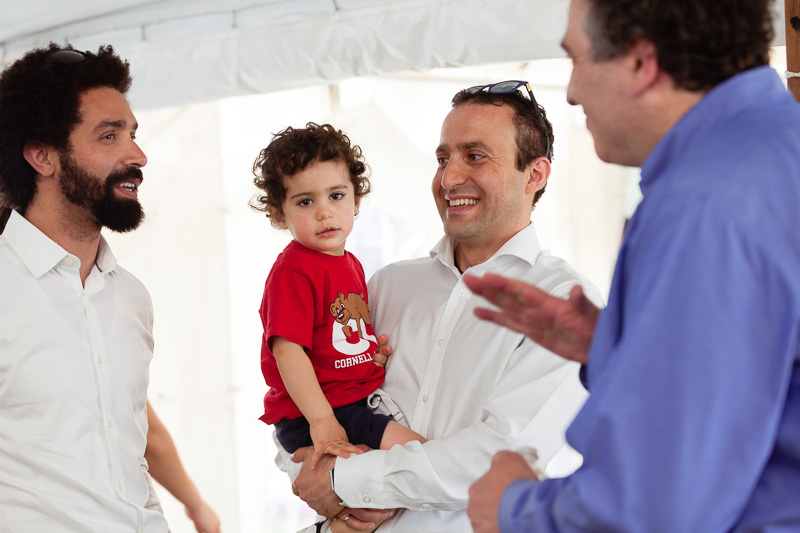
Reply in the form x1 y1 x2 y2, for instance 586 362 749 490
95 200 145 233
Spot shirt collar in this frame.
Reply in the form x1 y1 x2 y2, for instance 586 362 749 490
2 209 117 278
430 223 543 272
640 66 789 194
95 235 117 274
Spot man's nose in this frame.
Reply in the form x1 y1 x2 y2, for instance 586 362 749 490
126 139 147 168
440 159 467 190
566 76 578 107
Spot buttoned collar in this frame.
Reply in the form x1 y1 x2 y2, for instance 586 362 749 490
430 222 543 273
2 209 117 279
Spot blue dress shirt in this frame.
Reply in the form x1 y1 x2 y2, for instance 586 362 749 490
500 66 800 531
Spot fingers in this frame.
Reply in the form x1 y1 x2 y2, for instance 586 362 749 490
472 307 507 328
372 351 388 367
291 446 313 464
337 514 375 531
492 450 520 466
310 449 323 471
571 284 600 318
372 333 393 367
350 507 396 522
324 441 364 458
465 272 548 310
376 334 393 355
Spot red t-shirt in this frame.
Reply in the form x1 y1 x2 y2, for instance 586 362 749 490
259 241 385 424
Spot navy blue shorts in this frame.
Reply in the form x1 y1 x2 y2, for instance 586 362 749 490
275 397 394 453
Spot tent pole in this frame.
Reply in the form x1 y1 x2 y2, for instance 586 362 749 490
786 0 800 101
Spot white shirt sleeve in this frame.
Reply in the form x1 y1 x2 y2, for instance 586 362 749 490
333 343 586 511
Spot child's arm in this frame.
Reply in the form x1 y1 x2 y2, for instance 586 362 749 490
272 336 363 470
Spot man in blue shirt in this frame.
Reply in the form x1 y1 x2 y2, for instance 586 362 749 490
465 0 800 531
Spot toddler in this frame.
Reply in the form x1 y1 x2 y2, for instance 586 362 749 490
251 123 425 478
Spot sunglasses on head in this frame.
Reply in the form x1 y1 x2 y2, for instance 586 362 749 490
465 80 551 161
46 49 87 66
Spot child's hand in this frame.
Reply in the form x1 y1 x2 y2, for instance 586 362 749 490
309 418 364 470
373 334 393 367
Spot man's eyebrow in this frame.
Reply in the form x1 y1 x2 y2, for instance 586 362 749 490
92 119 137 132
459 141 491 152
436 141 491 153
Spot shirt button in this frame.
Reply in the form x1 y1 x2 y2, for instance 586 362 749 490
437 339 443 347
64 257 75 266
422 395 429 403
422 504 430 509
363 496 371 504
118 482 123 491
97 357 103 365
107 420 112 429
458 290 465 298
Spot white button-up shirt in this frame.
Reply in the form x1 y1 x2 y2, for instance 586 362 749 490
0 210 168 532
331 224 603 532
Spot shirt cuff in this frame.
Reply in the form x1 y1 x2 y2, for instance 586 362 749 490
498 478 542 533
334 450 388 509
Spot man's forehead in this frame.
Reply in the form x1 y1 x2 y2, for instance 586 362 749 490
75 87 136 128
439 103 515 147
562 0 590 51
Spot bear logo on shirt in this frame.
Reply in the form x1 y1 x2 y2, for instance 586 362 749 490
329 292 372 341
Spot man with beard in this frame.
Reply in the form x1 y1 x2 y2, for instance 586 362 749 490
0 44 168 531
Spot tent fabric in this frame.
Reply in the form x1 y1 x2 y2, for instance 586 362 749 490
1 0 568 110
2 0 786 111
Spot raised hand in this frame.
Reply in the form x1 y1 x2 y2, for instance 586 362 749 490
462 273 600 364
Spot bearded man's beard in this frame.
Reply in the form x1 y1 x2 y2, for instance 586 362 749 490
58 151 145 233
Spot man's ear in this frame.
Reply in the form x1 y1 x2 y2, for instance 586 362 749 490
22 141 57 177
628 39 659 95
525 157 551 195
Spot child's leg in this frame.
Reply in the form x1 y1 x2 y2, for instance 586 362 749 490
379 420 426 449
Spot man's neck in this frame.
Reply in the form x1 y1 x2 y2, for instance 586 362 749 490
24 198 102 285
453 232 519 274
632 79 706 167
453 224 529 273
454 247 492 273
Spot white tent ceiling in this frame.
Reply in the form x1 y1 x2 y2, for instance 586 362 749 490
1 0 789 111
